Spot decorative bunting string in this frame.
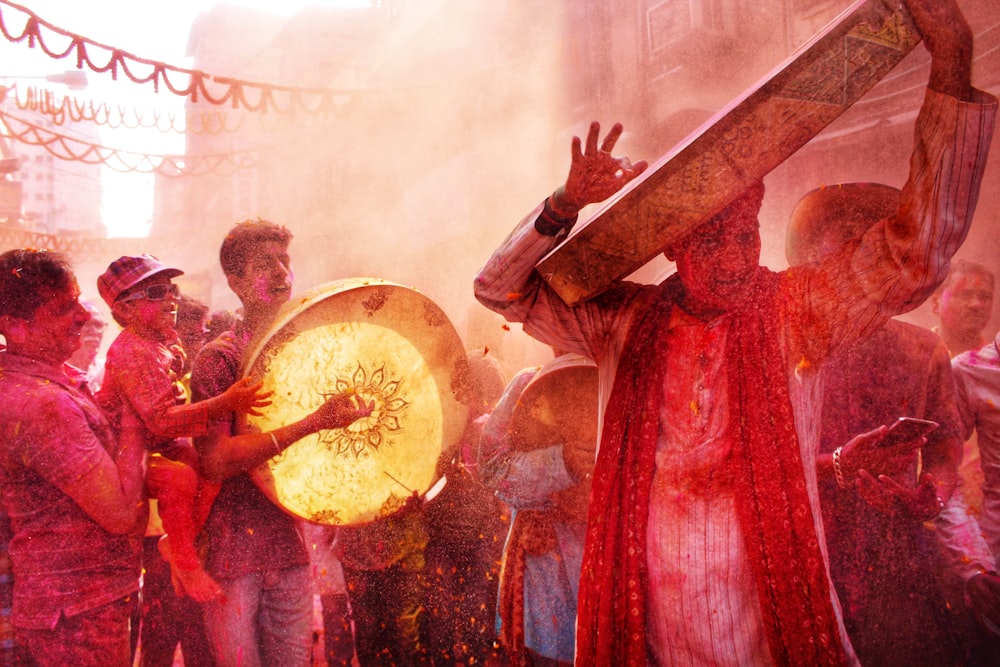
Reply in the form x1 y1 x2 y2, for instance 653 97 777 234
0 0 359 114
0 106 257 176
8 83 248 134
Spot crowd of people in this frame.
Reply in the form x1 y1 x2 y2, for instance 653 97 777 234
1 0 1000 665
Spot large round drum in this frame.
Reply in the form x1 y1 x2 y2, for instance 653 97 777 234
242 278 469 526
510 353 599 453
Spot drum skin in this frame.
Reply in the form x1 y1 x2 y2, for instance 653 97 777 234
242 278 469 526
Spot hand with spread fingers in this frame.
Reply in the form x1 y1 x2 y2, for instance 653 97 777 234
216 377 273 417
307 391 374 432
549 121 648 218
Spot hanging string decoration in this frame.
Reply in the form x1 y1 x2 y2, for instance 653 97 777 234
0 106 258 176
7 83 335 136
8 83 248 135
0 0 356 114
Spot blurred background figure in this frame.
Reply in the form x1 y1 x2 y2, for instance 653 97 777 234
300 523 355 667
955 332 1000 565
339 494 430 667
479 349 597 667
933 260 996 358
787 183 999 666
66 298 107 390
423 349 508 666
953 331 1000 664
175 295 210 378
933 261 997 520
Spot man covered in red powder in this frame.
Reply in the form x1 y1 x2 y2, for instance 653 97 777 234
474 0 996 663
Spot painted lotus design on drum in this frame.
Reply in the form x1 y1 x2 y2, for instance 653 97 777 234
243 279 469 526
328 363 409 455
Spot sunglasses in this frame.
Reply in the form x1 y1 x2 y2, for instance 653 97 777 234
118 283 180 304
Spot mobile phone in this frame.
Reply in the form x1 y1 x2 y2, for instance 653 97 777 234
880 417 938 448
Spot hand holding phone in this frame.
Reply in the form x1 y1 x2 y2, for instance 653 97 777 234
879 417 938 448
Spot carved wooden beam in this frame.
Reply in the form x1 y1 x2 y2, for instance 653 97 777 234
537 0 920 304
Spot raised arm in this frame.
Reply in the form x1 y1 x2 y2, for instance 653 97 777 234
143 376 272 439
473 123 647 358
793 2 995 362
879 0 993 300
107 340 271 440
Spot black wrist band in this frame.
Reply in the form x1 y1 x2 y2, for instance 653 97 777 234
535 200 577 236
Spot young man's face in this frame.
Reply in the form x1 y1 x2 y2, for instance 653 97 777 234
935 272 995 340
230 240 293 310
668 191 763 313
15 280 91 366
116 273 179 338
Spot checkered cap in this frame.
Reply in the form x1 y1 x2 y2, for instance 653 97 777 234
98 254 183 307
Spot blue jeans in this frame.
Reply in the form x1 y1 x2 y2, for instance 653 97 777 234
201 565 313 667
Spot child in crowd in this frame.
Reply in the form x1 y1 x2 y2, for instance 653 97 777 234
96 254 271 601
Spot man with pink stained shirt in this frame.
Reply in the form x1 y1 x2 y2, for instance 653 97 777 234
0 249 146 666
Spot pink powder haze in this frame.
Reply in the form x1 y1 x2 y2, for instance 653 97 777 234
0 0 998 370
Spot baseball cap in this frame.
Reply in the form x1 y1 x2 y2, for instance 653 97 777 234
98 254 183 307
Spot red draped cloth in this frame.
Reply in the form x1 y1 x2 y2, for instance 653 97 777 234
575 271 847 666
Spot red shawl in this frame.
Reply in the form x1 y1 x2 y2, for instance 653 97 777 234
575 271 847 666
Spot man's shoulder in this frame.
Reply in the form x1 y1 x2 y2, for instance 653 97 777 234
885 319 947 354
0 366 57 402
953 339 1000 375
0 354 71 397
197 330 249 369
0 366 82 435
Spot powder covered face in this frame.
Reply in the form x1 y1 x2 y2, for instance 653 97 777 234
667 186 764 314
116 273 179 340
230 240 293 311
14 280 91 366
936 271 995 341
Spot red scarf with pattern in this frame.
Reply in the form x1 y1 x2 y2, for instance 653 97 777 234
575 271 847 666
